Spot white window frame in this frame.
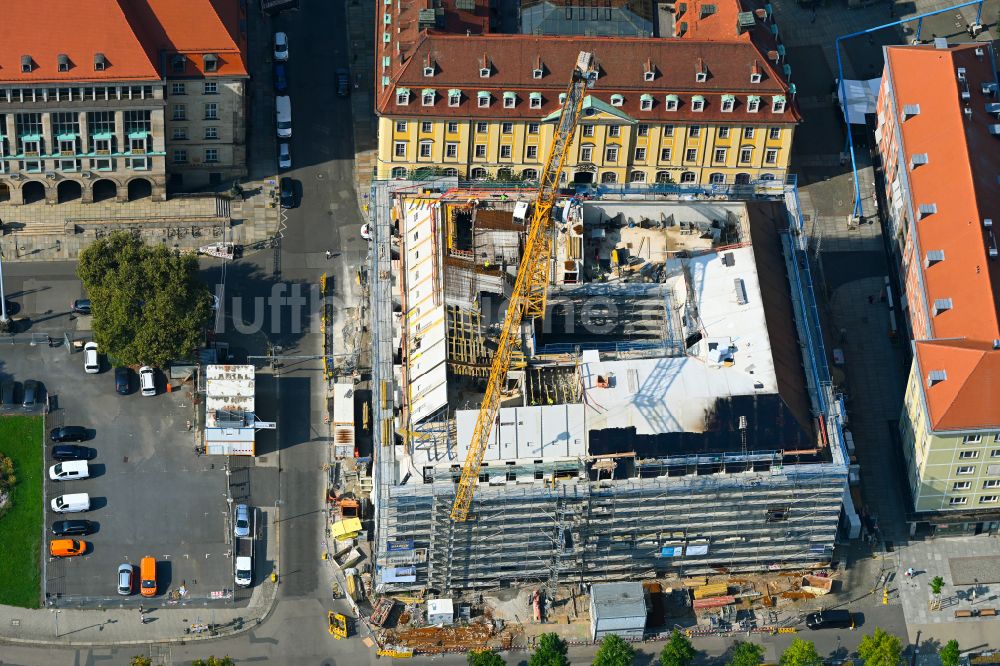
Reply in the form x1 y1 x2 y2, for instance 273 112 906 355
764 149 778 165
747 97 760 113
660 148 672 161
714 148 726 163
448 92 461 107
526 145 538 160
580 146 593 162
394 142 407 158
501 122 513 135
396 90 410 105
964 435 982 444
499 144 512 159
395 121 407 132
640 98 653 111
981 495 1000 504
422 91 435 106
665 97 679 112
691 97 705 112
634 147 646 161
960 450 980 459
721 98 735 112
605 146 619 162
740 147 753 163
445 143 458 159
950 497 969 505
418 141 433 158
958 466 976 475
953 481 972 490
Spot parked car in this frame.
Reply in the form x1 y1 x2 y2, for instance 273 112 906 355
50 493 91 513
114 366 130 395
84 341 100 374
234 503 250 538
51 520 97 536
49 460 90 482
360 223 372 241
72 299 92 315
805 609 854 630
1 380 17 406
273 31 289 61
279 177 296 208
139 366 156 397
50 539 88 558
275 95 292 138
117 563 135 595
278 142 292 170
273 62 289 93
335 68 350 97
22 380 39 408
50 426 90 443
140 556 157 597
51 445 93 461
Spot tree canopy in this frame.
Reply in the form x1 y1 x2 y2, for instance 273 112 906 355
857 628 903 666
593 634 635 666
939 640 961 666
780 639 823 666
468 649 506 666
77 231 211 367
728 641 765 666
660 629 697 666
191 658 234 666
529 632 570 666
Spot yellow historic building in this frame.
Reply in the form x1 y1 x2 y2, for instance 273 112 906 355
374 8 798 186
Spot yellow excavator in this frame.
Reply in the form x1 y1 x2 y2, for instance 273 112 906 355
328 611 348 639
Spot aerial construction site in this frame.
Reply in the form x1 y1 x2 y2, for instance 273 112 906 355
364 54 855 622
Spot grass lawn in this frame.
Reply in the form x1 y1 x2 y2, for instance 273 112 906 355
0 415 44 608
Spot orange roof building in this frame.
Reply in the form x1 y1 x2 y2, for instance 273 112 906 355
374 0 799 186
876 40 1000 526
0 0 248 204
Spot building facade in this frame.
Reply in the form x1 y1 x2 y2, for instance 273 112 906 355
0 0 247 205
375 2 798 185
876 41 1000 535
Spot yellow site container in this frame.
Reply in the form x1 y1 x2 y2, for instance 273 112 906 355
693 583 730 600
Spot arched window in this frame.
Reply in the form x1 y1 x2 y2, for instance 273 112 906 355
759 173 776 181
443 168 459 177
680 171 696 183
629 171 646 183
600 172 617 184
470 167 488 180
709 172 726 185
655 171 672 184
390 167 408 179
497 168 513 180
734 173 751 185
522 168 538 181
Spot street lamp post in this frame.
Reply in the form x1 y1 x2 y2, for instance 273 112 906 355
0 246 9 327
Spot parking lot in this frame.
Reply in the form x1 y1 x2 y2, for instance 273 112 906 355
2 340 246 608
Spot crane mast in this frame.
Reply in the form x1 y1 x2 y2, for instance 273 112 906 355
450 51 596 522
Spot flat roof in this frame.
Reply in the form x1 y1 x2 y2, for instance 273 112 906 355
205 364 255 428
453 404 586 465
591 582 647 619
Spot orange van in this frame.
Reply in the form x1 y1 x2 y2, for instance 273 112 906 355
50 539 87 557
140 556 157 597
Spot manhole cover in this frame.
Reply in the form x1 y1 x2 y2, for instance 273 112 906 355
11 619 20 627
316 173 325 180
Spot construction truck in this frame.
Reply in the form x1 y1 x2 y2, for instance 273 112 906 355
328 611 348 639
234 507 255 588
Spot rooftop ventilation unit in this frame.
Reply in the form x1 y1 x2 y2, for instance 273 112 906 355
934 37 948 49
927 370 947 386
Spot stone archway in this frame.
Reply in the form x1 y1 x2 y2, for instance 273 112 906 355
0 181 9 203
127 178 152 201
573 171 594 184
21 180 46 204
57 180 83 203
92 178 117 203
735 173 751 185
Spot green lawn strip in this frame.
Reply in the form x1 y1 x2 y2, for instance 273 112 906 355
0 415 44 608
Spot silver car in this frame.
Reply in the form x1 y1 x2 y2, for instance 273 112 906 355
117 563 134 595
234 504 250 538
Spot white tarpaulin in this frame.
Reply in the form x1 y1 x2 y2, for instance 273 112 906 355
836 78 882 124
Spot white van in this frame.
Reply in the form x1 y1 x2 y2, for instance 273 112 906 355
49 460 90 481
51 493 91 513
139 366 156 397
275 95 292 138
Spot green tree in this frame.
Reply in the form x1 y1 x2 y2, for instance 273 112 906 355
77 231 211 367
939 640 961 666
728 641 765 666
191 658 235 666
469 649 506 666
529 632 569 666
130 657 152 666
857 628 903 666
593 634 635 666
930 576 945 596
780 639 823 666
660 629 697 666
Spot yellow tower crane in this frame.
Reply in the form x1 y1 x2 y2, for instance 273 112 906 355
450 51 597 522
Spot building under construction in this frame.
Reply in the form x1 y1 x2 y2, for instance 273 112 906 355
367 178 855 594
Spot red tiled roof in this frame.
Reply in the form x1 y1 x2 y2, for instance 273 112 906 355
0 0 247 84
914 339 1000 431
886 43 1000 432
378 34 798 123
0 3 160 83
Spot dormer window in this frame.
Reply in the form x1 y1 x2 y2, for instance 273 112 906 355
172 55 186 74
477 91 491 108
665 94 679 111
721 95 735 112
644 70 655 82
422 89 436 106
747 95 760 112
640 94 653 111
396 88 411 105
57 54 70 72
529 92 542 109
94 53 107 71
424 66 435 77
771 95 786 113
448 89 461 107
610 94 624 107
695 71 707 83
559 93 567 105
203 54 219 72
21 55 33 74
503 92 517 108
750 72 762 83
933 298 953 316
691 95 705 112
533 68 544 79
